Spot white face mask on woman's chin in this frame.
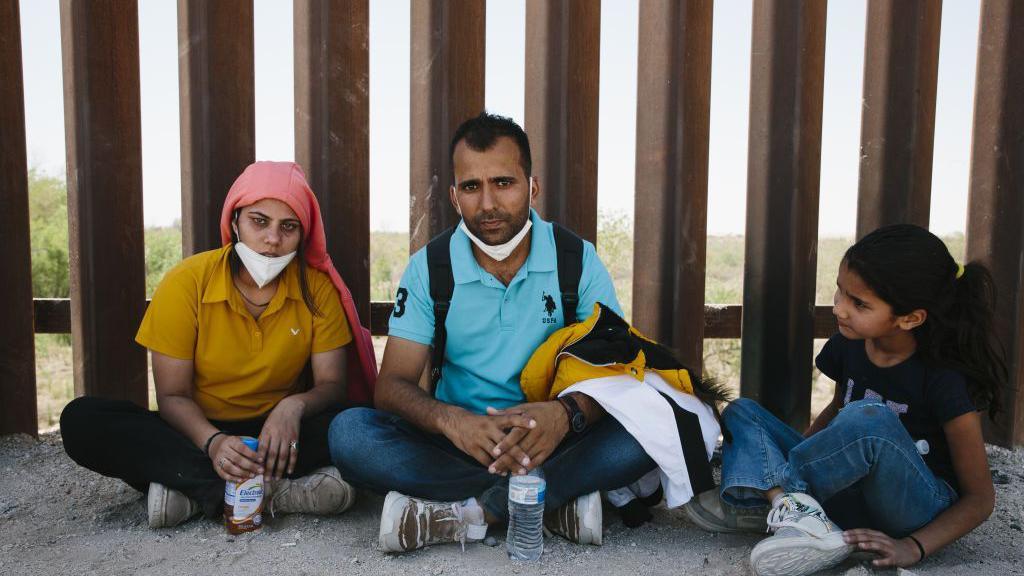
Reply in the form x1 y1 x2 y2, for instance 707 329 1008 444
454 177 533 262
234 241 296 288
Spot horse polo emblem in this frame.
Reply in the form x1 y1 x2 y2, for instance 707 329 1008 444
542 292 558 324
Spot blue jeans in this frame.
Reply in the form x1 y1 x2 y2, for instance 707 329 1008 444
720 398 957 536
329 407 655 522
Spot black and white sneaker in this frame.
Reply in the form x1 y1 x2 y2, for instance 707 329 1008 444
749 493 852 576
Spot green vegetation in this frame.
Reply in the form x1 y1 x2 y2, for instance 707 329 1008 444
28 169 184 301
369 232 409 302
29 170 74 427
28 170 181 428
28 170 70 299
144 224 183 297
24 169 970 431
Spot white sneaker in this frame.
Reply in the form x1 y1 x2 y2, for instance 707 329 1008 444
378 491 488 552
269 466 355 516
147 482 201 529
750 493 852 576
544 491 603 545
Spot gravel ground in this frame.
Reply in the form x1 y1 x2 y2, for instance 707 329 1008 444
1 432 1021 576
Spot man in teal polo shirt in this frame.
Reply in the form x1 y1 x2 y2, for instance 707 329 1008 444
328 112 655 552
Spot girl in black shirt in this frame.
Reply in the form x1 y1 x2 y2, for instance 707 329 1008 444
695 224 1006 576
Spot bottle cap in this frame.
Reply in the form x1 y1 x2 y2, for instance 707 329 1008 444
915 439 930 455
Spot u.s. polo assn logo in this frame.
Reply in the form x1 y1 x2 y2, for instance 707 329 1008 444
541 292 558 324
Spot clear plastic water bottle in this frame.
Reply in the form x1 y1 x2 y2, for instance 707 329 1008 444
507 468 545 561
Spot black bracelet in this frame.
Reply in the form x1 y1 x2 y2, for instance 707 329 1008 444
907 534 926 562
203 431 226 456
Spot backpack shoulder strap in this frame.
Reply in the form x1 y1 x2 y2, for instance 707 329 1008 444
552 222 584 326
426 227 456 387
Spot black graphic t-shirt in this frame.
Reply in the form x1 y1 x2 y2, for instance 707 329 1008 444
815 334 976 492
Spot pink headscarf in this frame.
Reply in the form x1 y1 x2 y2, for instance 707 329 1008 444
220 161 377 405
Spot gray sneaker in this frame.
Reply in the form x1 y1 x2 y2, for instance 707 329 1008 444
544 491 603 545
378 491 488 552
147 482 201 529
750 493 852 576
269 466 355 516
683 488 768 533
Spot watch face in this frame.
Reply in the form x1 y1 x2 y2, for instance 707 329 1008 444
571 412 586 433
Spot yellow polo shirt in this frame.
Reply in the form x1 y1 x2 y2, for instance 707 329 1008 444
136 245 352 421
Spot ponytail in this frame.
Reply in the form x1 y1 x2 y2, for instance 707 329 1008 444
938 262 1006 416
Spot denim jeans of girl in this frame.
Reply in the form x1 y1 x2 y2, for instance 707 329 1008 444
720 398 957 536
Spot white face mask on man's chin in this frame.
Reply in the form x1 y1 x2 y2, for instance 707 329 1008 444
454 177 533 262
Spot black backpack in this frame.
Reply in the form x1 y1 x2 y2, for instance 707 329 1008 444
425 223 584 387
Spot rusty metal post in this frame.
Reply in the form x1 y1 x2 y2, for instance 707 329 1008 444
409 0 485 252
294 0 370 319
741 0 827 430
966 0 1024 447
178 0 255 255
0 0 38 434
856 0 942 238
525 0 601 243
632 0 713 374
59 0 148 405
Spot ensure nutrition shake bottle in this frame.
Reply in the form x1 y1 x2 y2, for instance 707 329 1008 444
224 437 264 534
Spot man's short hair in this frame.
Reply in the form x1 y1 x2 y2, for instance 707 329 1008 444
449 111 532 177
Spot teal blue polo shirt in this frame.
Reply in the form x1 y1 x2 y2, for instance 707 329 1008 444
388 209 622 414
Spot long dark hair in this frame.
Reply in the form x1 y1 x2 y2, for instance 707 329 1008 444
843 224 1006 417
229 210 323 317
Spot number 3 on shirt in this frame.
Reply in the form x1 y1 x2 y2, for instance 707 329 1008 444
393 288 408 318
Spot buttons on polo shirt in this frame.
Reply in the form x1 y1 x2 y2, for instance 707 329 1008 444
500 291 515 331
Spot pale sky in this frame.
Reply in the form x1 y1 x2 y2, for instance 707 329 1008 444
19 0 980 236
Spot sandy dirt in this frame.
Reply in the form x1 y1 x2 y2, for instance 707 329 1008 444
1 432 1021 576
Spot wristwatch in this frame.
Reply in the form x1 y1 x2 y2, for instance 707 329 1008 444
559 394 587 435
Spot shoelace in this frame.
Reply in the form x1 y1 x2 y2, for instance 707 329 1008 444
268 477 316 519
417 499 468 551
449 501 468 552
269 471 347 519
765 497 833 535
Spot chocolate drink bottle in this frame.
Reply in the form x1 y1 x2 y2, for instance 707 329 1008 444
224 437 264 534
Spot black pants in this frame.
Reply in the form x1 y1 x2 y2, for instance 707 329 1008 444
60 396 339 517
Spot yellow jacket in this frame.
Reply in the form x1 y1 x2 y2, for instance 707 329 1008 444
520 303 695 402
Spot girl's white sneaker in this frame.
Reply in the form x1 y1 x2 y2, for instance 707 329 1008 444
750 492 853 576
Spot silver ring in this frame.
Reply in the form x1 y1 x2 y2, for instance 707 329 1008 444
218 456 227 468
289 440 298 451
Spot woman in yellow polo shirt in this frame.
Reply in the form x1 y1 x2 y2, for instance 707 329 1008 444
60 161 376 528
